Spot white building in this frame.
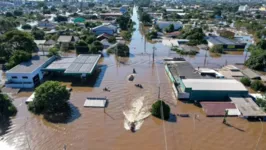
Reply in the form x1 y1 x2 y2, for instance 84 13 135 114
5 56 56 88
238 5 249 12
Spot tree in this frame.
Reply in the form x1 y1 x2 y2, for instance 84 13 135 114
86 35 96 44
146 30 157 40
108 43 130 57
5 12 13 17
121 31 132 41
6 50 32 69
108 36 116 44
257 40 266 50
251 80 265 92
75 40 89 54
92 41 104 51
256 95 266 111
181 28 206 45
240 77 251 86
151 100 170 120
13 10 23 16
245 47 266 70
54 15 68 22
31 28 45 40
210 45 224 53
219 30 235 39
21 24 32 30
48 47 59 57
0 93 17 119
0 30 36 59
28 81 71 122
89 44 98 54
140 12 152 24
165 24 175 33
117 15 132 30
0 19 18 33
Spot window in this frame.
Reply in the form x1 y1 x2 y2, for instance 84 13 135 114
11 76 17 79
22 76 28 79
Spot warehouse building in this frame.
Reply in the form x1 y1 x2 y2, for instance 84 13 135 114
179 79 248 101
206 36 246 51
165 60 248 101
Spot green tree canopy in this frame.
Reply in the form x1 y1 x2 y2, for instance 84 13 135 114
75 40 89 54
210 45 224 53
86 35 96 44
28 81 70 122
165 24 175 33
92 41 104 51
31 27 45 40
151 100 170 120
48 47 59 57
0 19 19 33
117 15 133 30
6 50 32 69
245 46 266 70
108 36 116 44
139 12 152 24
251 80 265 92
5 12 14 17
14 10 23 16
22 24 32 30
0 93 17 120
54 15 68 22
240 77 251 86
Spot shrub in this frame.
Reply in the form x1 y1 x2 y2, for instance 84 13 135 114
251 80 265 91
108 36 116 43
240 77 251 86
0 93 17 119
210 45 224 53
48 47 59 57
151 100 170 120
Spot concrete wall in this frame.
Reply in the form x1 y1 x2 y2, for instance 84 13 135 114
6 56 56 88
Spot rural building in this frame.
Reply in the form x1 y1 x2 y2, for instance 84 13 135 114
5 56 56 88
91 24 117 36
57 35 77 50
206 36 246 51
200 102 240 117
238 5 249 12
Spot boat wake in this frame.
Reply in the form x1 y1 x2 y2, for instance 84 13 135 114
123 96 151 131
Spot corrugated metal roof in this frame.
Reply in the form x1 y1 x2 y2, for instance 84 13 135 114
182 79 247 91
230 96 266 117
241 68 260 79
201 102 237 116
84 97 107 108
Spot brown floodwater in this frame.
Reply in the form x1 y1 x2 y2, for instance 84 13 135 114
0 6 265 150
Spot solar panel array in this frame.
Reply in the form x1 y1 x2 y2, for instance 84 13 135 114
64 54 100 74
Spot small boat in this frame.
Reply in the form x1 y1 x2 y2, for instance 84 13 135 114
130 122 136 132
135 84 143 88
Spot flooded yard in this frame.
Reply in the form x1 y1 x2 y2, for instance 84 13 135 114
0 6 265 150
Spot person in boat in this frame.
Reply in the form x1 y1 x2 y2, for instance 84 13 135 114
130 122 136 132
133 68 136 74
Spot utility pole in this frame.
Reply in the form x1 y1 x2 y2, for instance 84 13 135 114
158 86 160 99
152 45 156 63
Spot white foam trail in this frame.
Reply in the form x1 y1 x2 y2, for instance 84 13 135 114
123 96 151 131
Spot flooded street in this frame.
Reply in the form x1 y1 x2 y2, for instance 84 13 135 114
0 6 265 150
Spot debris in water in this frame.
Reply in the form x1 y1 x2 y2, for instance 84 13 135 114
123 96 151 132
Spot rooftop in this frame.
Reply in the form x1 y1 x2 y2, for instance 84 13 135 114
200 102 239 117
57 35 74 43
45 54 101 74
167 61 202 81
241 68 260 79
182 79 248 91
7 56 54 74
84 97 107 108
206 36 244 45
230 96 266 117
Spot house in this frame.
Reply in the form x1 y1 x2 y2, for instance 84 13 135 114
37 20 56 29
91 24 117 36
5 56 56 88
99 13 123 20
57 35 76 50
206 36 246 51
155 21 182 31
238 5 249 12
97 33 112 41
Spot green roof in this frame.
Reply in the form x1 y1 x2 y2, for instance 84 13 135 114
74 17 85 23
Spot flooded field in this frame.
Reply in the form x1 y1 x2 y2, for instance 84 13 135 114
0 6 265 150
